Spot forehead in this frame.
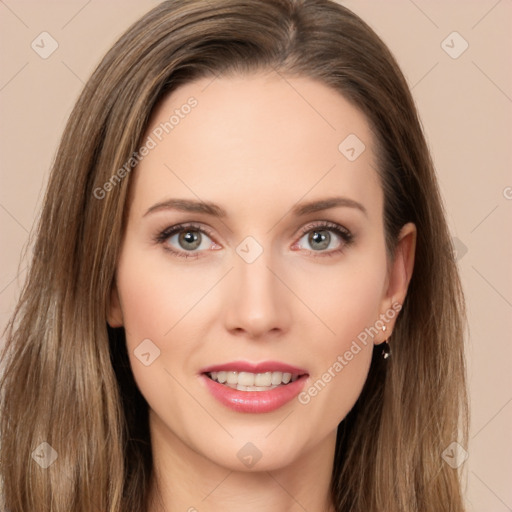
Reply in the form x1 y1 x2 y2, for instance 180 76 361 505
130 71 382 220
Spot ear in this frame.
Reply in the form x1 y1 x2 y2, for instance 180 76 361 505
375 222 416 344
107 279 124 328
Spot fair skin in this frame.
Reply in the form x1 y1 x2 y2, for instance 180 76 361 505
108 71 416 512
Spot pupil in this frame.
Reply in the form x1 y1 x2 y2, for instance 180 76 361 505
179 230 201 250
309 230 330 250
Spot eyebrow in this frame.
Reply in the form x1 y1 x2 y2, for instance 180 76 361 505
291 197 367 217
143 196 367 218
144 198 227 217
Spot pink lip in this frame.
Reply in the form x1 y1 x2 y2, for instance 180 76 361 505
200 373 308 414
198 360 309 414
199 360 308 375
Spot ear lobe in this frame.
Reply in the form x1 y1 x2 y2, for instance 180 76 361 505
107 281 124 327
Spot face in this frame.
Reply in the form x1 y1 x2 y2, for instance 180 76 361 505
108 71 415 472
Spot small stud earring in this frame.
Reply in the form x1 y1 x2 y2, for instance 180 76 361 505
381 325 390 359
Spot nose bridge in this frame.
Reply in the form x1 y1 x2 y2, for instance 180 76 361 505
224 242 290 336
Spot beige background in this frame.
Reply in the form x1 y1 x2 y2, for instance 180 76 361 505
1 0 511 509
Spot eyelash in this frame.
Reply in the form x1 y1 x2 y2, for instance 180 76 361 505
154 221 354 260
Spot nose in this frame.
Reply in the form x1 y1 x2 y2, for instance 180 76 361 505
223 250 292 339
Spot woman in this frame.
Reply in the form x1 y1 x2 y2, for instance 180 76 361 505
0 0 468 510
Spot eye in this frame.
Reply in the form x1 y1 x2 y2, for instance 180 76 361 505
155 221 354 260
154 223 220 259
293 221 353 256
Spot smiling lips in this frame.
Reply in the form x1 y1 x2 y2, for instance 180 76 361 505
199 360 309 413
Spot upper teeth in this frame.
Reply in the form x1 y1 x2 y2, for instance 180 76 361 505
208 371 299 388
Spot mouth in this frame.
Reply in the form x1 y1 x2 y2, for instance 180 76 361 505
199 361 309 413
204 370 303 391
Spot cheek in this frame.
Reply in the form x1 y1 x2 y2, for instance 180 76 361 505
115 241 219 344
295 284 381 433
113 242 204 380
114 244 212 432
290 250 387 421
290 251 388 349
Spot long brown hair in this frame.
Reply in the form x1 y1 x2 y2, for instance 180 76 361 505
0 1 468 510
